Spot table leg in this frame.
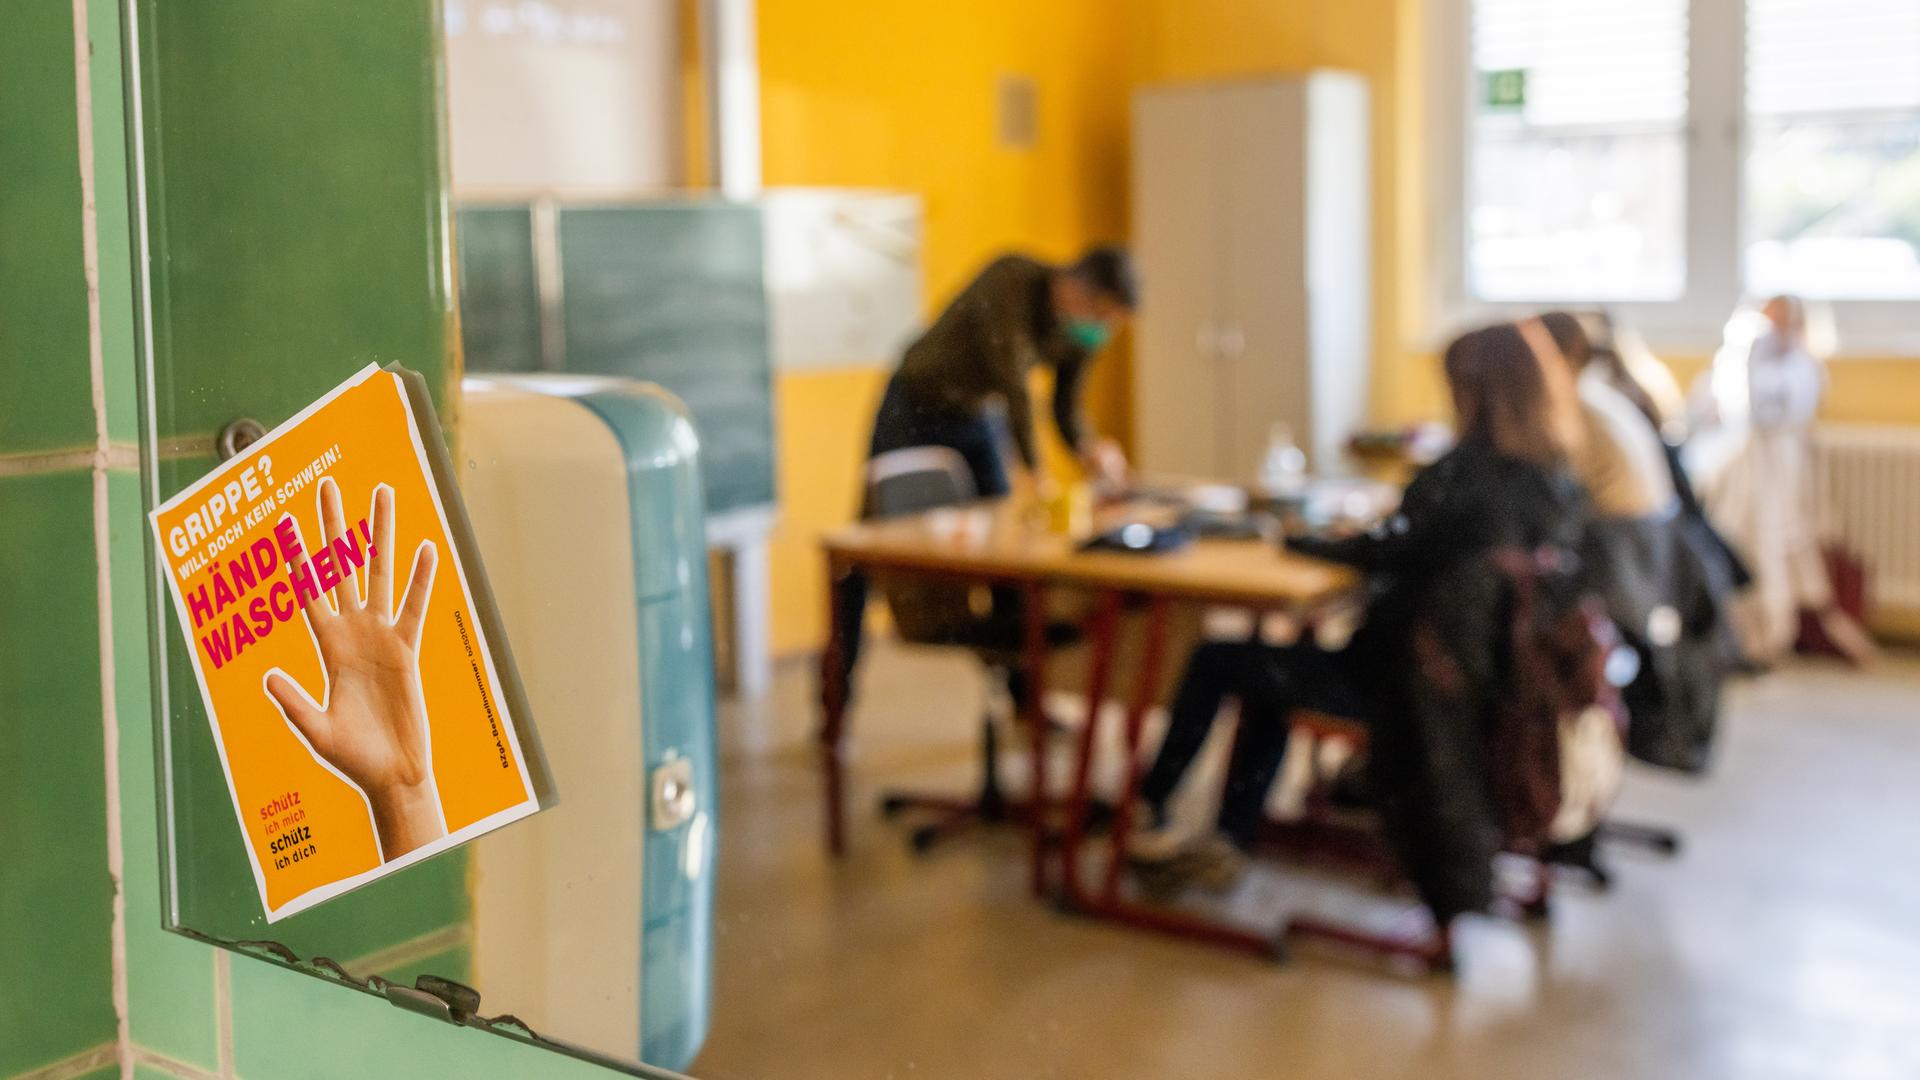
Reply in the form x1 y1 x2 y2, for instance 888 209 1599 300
1056 592 1125 898
820 555 851 856
1021 581 1052 897
1100 596 1172 903
1051 595 1283 960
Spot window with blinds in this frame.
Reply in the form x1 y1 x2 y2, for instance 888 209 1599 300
1745 0 1920 298
1467 0 1691 301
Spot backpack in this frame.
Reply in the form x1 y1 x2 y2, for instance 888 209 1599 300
1488 548 1628 850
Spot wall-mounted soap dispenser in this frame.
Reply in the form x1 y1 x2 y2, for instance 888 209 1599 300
458 375 718 1074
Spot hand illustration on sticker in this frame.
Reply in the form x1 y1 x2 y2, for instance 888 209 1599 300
262 477 446 861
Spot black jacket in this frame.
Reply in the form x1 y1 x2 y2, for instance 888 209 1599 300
1289 440 1589 919
1290 440 1588 667
891 255 1095 467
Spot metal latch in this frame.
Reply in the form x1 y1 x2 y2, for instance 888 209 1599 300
651 756 696 830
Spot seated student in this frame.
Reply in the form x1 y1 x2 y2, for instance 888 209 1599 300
1132 320 1588 920
1542 312 1727 771
1582 310 1752 591
1581 310 1687 440
1541 311 1675 523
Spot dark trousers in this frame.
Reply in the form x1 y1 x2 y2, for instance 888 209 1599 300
829 376 1017 699
1139 640 1381 849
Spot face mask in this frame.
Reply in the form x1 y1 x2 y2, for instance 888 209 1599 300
1065 319 1111 352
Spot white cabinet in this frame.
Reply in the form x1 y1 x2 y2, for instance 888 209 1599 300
1131 73 1371 481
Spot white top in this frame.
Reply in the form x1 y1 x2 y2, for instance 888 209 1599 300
1574 366 1677 520
1745 331 1825 432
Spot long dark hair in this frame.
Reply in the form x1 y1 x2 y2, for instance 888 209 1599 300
1539 311 1591 367
1443 321 1581 466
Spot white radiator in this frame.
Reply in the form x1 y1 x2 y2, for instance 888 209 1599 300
1811 424 1920 614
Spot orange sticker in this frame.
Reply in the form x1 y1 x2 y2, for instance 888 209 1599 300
152 365 541 921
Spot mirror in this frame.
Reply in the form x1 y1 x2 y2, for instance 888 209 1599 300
135 2 706 1076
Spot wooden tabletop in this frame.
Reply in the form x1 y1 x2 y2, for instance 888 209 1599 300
823 499 1358 608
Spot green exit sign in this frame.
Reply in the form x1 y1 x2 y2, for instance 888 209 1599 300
1483 68 1527 110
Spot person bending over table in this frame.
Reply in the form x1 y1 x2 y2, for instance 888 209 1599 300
1130 320 1590 928
871 247 1136 496
829 248 1138 698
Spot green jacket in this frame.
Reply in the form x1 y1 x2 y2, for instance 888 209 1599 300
891 254 1094 468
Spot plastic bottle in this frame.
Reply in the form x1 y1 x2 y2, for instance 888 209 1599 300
1259 422 1308 497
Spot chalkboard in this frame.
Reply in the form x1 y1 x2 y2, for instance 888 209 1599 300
453 200 777 515
454 205 543 374
555 202 776 515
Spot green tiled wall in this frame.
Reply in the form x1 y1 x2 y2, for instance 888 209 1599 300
0 2 119 1075
131 0 457 438
86 0 139 446
0 0 94 455
0 472 118 1076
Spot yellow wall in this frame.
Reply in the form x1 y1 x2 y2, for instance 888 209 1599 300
758 0 1132 655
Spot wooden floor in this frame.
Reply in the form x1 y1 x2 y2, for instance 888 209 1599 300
691 642 1920 1080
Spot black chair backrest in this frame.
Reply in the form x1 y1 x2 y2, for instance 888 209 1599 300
867 446 977 518
865 447 984 645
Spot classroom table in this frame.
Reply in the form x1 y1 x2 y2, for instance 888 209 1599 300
817 499 1360 949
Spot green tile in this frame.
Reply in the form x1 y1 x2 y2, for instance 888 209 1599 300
109 470 222 1070
86 0 141 446
0 0 95 455
227 956 636 1080
0 471 116 1075
134 0 455 449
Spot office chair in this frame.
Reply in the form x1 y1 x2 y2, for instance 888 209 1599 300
864 447 1079 853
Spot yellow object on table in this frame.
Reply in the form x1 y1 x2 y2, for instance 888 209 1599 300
1043 480 1094 538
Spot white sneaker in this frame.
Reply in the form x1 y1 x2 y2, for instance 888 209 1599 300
1131 831 1249 898
1127 800 1187 862
1181 833 1250 893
